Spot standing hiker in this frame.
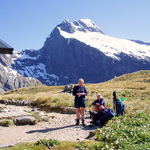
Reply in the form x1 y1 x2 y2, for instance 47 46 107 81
73 78 88 125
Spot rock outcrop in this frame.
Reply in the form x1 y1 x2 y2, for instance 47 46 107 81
0 54 42 94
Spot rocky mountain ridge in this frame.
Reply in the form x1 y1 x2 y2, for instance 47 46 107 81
0 54 42 94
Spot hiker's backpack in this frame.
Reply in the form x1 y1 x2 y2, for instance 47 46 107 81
113 91 125 116
89 108 114 125
113 98 125 116
99 108 114 124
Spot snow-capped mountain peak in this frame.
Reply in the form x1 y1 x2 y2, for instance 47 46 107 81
3 18 149 91
73 19 104 33
57 19 150 60
57 19 104 34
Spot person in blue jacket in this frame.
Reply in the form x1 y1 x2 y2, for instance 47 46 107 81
92 94 105 112
73 78 88 125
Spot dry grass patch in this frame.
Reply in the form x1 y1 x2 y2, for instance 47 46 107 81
0 70 149 114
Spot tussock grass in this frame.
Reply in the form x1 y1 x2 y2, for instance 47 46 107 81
1 143 48 150
1 70 150 150
0 70 149 114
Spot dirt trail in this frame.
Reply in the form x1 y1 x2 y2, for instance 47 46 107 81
0 105 97 146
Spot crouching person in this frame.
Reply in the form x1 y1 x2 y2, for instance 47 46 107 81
73 78 88 125
92 94 105 113
90 94 114 126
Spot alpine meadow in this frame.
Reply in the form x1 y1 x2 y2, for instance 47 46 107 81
0 70 150 150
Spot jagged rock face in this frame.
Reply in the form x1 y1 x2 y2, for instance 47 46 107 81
130 40 150 46
40 31 111 84
57 19 104 34
0 54 42 94
39 19 150 84
2 19 150 87
40 35 150 84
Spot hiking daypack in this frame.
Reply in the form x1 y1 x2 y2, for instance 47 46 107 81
113 91 125 116
89 108 114 125
113 98 125 116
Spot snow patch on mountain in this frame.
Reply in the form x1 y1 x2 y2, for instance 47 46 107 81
79 19 97 28
58 19 150 60
16 51 40 60
18 53 39 60
1 63 17 78
16 63 59 85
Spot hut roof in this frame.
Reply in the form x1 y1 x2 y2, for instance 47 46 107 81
0 39 13 54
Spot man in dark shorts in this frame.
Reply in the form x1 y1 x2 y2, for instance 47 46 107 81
73 78 88 125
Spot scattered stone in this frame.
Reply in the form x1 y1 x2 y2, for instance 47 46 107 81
50 116 55 119
24 100 31 106
31 107 38 112
63 107 76 114
8 100 13 105
5 100 9 105
63 84 73 93
15 100 20 106
76 138 80 142
14 116 37 125
0 99 32 106
0 99 5 104
0 143 16 149
85 131 96 139
41 116 50 122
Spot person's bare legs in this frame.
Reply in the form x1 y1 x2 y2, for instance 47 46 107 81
81 107 85 125
76 108 80 119
81 107 85 119
76 108 80 125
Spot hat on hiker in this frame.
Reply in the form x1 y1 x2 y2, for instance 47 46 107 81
97 93 102 98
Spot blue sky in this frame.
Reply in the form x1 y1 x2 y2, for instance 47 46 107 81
0 0 150 51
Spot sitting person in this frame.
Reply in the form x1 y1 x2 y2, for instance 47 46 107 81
92 94 105 112
90 94 114 126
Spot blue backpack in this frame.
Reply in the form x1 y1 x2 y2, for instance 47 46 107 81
89 108 114 126
113 91 125 116
113 98 125 116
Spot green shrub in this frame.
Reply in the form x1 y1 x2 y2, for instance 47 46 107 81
0 120 14 127
75 142 88 149
32 112 43 122
1 143 48 150
96 113 150 149
7 116 15 120
35 139 60 149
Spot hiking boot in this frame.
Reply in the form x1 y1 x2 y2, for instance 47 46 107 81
82 119 86 126
95 120 100 126
75 119 79 125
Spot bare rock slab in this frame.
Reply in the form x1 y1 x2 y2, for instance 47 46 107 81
63 107 76 114
14 116 37 125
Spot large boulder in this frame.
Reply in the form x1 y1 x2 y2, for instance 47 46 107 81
14 116 37 125
63 84 73 93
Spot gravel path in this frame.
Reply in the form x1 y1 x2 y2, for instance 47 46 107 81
0 105 97 146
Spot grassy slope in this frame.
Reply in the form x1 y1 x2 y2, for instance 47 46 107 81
0 70 149 114
1 70 150 150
